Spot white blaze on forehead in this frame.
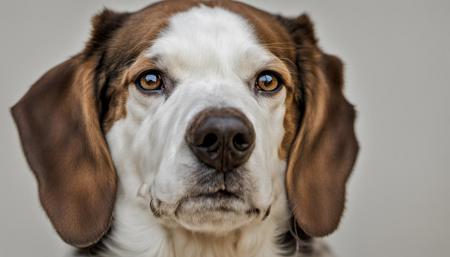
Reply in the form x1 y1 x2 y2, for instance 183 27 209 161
148 5 274 81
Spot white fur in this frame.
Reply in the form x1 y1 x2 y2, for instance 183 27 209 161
102 6 332 257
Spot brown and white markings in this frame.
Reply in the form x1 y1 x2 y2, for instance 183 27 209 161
11 1 358 257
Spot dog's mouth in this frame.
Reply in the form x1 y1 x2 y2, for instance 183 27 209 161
148 169 264 232
176 189 245 214
189 189 242 201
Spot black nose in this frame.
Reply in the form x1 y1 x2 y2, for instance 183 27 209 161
186 108 255 172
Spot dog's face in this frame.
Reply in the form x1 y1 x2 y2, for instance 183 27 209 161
107 6 293 233
12 0 358 249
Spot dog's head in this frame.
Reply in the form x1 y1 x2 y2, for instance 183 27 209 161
12 0 358 248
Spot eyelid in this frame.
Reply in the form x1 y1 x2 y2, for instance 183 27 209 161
125 57 163 85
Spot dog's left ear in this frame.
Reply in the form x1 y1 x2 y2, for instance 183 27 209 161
11 9 129 247
277 14 359 237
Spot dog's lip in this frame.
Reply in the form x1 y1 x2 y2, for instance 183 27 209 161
174 189 245 215
189 189 242 200
174 189 246 219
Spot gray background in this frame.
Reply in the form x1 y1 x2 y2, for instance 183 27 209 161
1 0 449 257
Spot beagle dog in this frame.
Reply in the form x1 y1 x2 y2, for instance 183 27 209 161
11 1 358 257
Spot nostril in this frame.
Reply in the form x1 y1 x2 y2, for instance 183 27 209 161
198 133 219 151
232 133 250 151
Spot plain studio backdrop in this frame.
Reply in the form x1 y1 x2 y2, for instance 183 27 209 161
1 0 449 257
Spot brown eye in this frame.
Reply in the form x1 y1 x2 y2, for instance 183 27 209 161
255 71 282 93
135 70 163 93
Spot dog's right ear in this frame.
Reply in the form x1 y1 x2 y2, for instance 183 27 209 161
10 9 129 248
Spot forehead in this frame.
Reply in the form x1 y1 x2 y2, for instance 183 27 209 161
148 6 274 80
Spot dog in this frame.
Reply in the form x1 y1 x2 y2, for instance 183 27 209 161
11 1 358 256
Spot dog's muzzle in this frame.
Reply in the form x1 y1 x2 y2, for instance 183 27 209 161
148 108 264 229
186 107 255 172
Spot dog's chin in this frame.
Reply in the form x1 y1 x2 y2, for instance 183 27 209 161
174 192 260 234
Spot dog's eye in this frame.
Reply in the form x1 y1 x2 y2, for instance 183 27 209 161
135 70 163 93
255 71 282 93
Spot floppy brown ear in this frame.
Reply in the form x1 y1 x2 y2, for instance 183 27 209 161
11 56 116 248
10 9 129 247
280 14 359 237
